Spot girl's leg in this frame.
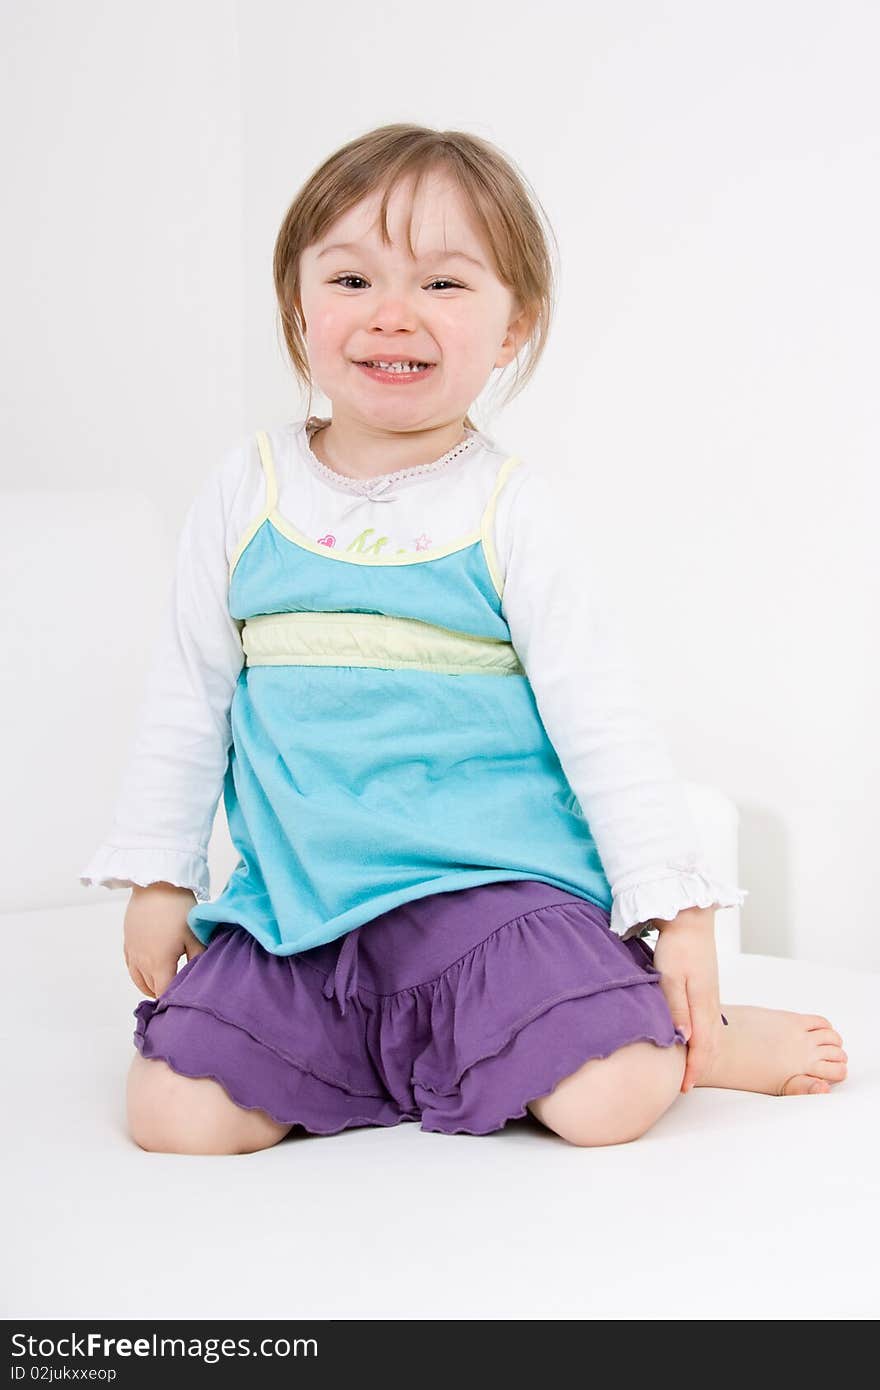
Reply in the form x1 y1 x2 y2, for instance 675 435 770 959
127 1052 295 1155
526 1038 686 1146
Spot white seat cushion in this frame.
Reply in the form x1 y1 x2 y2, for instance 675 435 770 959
1 899 874 1319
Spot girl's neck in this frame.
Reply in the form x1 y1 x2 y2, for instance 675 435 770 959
307 412 470 482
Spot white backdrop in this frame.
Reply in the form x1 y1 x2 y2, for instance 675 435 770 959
2 1 876 968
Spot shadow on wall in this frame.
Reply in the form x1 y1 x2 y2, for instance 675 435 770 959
738 802 794 959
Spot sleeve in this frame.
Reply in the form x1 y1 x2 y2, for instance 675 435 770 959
77 446 248 902
496 463 748 941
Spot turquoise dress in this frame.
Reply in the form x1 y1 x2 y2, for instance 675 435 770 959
187 430 613 956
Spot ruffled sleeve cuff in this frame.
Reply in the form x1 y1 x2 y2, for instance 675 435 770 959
78 845 212 903
609 862 749 941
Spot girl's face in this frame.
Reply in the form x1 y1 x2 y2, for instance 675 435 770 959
297 171 529 432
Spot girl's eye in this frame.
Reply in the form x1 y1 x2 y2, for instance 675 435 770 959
329 276 464 291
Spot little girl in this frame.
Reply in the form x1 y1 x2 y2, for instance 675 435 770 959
80 123 847 1152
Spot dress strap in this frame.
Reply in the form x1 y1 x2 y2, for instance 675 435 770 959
227 431 280 588
255 430 279 514
480 454 523 600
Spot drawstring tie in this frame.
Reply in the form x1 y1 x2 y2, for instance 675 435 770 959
322 927 361 1017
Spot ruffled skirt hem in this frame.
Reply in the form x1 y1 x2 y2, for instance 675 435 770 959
133 959 688 1138
413 976 687 1135
134 999 410 1136
131 881 701 1138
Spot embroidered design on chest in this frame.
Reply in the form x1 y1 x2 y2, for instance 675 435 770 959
317 526 433 557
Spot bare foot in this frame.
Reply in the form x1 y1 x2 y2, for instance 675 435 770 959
694 1005 848 1096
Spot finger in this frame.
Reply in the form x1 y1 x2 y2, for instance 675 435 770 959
682 1030 704 1092
129 964 155 998
680 973 705 1091
682 1007 723 1093
152 969 175 999
662 980 691 1043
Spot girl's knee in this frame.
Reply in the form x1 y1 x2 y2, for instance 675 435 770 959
126 1051 291 1155
527 1038 686 1147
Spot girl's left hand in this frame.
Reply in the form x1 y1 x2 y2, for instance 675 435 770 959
651 907 724 1093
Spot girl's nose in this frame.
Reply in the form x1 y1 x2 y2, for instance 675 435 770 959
368 297 420 332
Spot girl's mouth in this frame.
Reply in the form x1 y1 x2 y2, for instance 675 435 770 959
354 360 437 385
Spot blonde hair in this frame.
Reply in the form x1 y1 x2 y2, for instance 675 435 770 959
272 123 559 431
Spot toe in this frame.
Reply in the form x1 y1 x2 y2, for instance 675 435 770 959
806 1015 834 1032
813 1026 844 1047
780 1073 831 1096
815 1058 848 1080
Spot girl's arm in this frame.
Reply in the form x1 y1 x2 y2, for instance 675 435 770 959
78 445 249 903
497 463 748 942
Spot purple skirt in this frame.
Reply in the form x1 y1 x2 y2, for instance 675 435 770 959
133 879 700 1137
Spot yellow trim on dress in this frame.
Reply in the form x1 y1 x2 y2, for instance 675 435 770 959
256 428 280 511
242 610 525 676
227 430 279 585
479 454 524 599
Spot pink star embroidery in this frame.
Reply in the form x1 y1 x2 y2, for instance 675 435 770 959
413 533 432 551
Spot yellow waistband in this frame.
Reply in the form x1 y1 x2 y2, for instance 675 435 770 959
241 611 525 676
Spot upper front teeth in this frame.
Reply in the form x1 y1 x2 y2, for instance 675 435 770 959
363 360 429 372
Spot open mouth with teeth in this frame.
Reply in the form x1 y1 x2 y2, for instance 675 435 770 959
354 359 436 379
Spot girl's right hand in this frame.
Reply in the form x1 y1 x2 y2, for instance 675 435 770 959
123 882 206 999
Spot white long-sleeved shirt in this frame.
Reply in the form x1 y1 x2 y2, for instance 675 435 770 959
79 415 748 940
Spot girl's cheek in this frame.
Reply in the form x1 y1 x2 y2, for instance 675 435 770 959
314 303 345 333
304 312 345 362
438 310 490 357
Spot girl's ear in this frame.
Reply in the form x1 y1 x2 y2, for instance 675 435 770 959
495 305 534 369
